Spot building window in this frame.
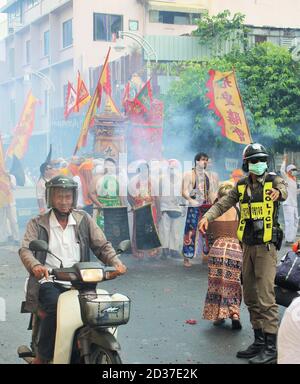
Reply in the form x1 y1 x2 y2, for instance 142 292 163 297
44 30 50 56
63 19 73 48
255 35 267 44
8 2 22 33
129 20 139 31
149 10 200 25
94 13 123 42
26 0 40 10
25 40 31 64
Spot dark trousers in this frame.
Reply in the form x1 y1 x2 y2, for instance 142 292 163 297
242 243 279 334
38 282 69 361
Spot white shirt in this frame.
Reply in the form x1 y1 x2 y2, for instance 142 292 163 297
159 175 184 213
36 178 48 212
45 211 80 270
281 162 299 207
278 296 300 364
73 175 84 209
9 174 16 205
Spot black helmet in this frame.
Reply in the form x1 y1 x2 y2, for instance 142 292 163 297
45 176 78 209
243 143 269 160
242 143 269 172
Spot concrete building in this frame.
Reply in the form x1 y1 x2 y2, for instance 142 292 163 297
0 0 207 162
0 0 299 165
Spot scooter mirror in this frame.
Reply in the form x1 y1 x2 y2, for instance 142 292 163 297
116 240 131 254
29 240 49 253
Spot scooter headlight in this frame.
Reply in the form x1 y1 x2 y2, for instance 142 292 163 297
80 269 104 282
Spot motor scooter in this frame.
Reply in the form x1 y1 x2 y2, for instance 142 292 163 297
18 239 131 364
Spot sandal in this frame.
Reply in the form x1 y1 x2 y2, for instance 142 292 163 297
231 314 242 330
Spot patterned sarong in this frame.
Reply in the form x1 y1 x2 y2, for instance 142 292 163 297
182 204 211 259
203 237 242 321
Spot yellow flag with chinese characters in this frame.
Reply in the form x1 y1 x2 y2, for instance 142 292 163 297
6 91 39 159
206 69 252 144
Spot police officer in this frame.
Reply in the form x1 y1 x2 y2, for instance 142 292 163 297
199 143 287 364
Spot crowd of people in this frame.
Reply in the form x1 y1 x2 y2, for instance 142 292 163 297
31 153 220 262
1 141 299 364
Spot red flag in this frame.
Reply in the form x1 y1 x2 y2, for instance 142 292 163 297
122 82 130 107
96 52 112 108
64 81 77 119
6 91 39 159
100 57 112 96
73 48 111 155
129 99 164 161
74 71 91 112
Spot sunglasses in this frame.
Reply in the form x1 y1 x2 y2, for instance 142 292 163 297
249 158 267 164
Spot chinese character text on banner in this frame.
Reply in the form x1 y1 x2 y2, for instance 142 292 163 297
206 69 252 144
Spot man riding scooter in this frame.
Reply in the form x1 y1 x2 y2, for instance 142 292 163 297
19 175 127 364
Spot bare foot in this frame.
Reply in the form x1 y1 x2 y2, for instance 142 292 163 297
183 258 192 268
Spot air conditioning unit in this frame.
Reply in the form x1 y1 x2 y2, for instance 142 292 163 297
280 37 294 48
291 38 300 62
283 29 295 38
8 21 23 34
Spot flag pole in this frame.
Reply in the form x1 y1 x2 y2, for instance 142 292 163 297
73 47 111 155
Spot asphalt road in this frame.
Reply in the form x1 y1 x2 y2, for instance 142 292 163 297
0 241 291 364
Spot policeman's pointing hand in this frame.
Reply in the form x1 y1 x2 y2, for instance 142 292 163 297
267 188 280 201
198 217 209 234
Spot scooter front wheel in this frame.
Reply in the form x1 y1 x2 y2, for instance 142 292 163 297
89 344 122 364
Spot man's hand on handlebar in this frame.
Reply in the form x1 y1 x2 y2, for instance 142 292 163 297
108 263 127 280
115 263 127 275
32 265 49 280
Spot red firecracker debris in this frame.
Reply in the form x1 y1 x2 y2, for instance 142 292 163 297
185 319 197 325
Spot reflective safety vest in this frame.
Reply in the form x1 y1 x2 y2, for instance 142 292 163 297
237 178 275 243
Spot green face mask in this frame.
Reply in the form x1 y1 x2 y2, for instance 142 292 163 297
248 162 268 175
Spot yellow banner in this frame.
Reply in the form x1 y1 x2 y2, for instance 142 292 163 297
6 91 39 159
207 70 252 144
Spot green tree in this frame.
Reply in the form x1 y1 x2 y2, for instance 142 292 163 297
164 43 300 155
192 10 249 56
